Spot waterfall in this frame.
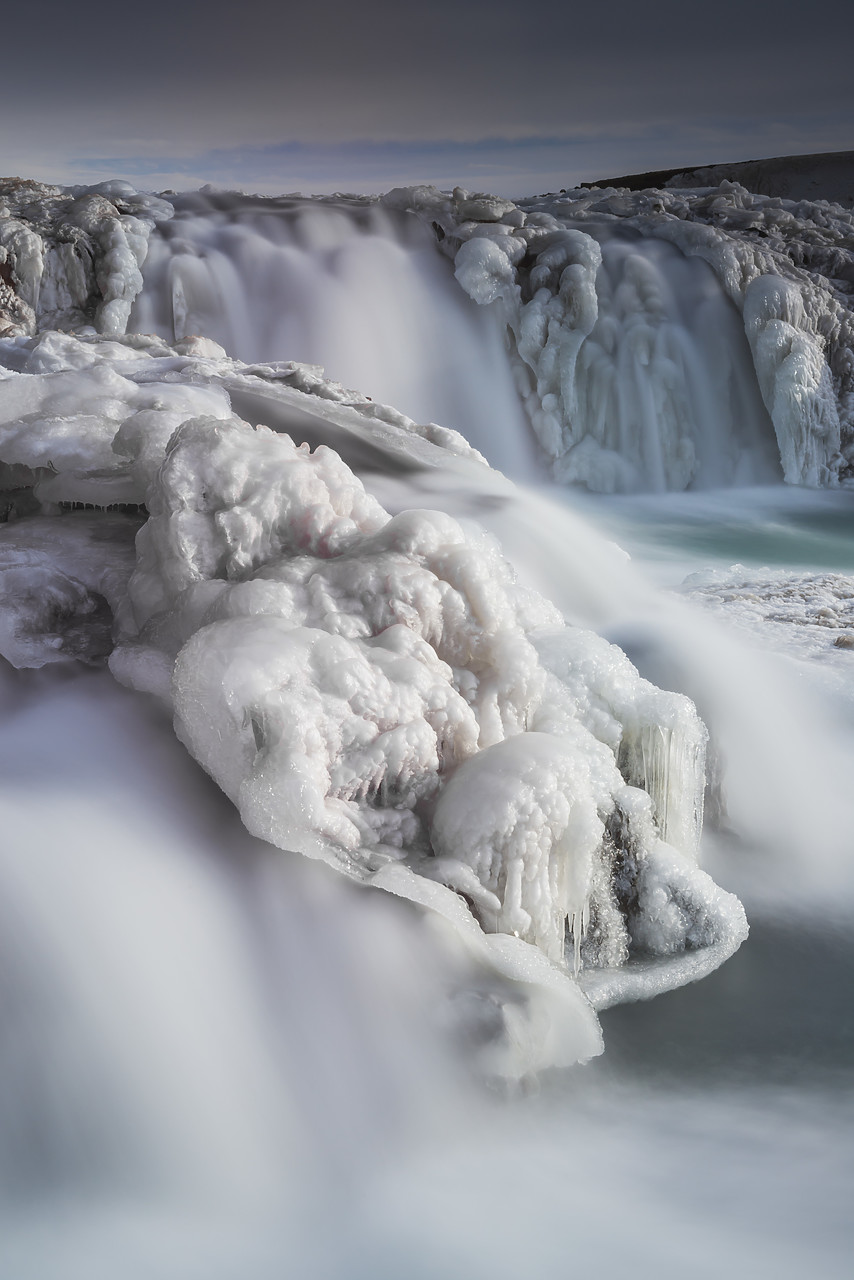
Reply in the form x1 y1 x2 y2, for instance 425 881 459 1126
129 193 538 481
129 193 784 495
2 176 852 1276
547 227 782 491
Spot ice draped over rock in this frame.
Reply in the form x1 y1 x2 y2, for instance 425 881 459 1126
0 179 172 337
0 312 745 1073
119 400 717 976
387 180 854 490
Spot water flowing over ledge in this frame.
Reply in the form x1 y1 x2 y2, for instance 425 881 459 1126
0 311 747 1077
387 179 854 490
5 175 854 494
3 168 851 1080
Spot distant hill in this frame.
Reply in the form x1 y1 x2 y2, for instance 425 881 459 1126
583 150 854 208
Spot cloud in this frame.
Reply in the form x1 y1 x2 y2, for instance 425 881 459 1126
3 2 852 191
78 136 591 182
73 114 854 199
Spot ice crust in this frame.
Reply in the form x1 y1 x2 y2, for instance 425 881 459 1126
387 180 854 491
0 184 751 1074
682 562 854 665
0 179 172 338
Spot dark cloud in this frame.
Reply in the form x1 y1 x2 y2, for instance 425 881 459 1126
3 1 853 191
72 111 850 198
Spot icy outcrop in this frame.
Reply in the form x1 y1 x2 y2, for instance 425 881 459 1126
430 733 615 969
0 179 172 337
743 274 841 484
127 407 736 1021
389 180 854 490
0 328 745 1073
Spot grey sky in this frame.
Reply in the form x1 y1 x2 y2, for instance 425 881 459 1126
2 1 852 195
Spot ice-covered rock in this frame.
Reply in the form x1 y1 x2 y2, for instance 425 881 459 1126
681 561 854 667
743 274 841 484
0 178 172 337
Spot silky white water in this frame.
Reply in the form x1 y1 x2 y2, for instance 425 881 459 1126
561 227 782 490
1 182 852 1278
130 194 537 481
2 609 851 1279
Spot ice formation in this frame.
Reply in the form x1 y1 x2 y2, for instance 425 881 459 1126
682 562 854 664
388 179 854 491
5 174 854 496
0 269 744 1071
0 178 171 337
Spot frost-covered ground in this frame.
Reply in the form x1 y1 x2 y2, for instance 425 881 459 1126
0 173 853 1276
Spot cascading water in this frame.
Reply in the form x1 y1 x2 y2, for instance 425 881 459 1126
130 193 782 494
130 193 538 481
1 176 853 1278
545 226 782 491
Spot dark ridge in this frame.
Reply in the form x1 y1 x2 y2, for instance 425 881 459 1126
581 149 854 208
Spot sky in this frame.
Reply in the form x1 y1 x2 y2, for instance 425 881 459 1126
2 0 852 197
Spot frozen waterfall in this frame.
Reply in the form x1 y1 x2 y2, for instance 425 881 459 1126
393 181 854 491
128 191 786 494
1 173 853 1277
